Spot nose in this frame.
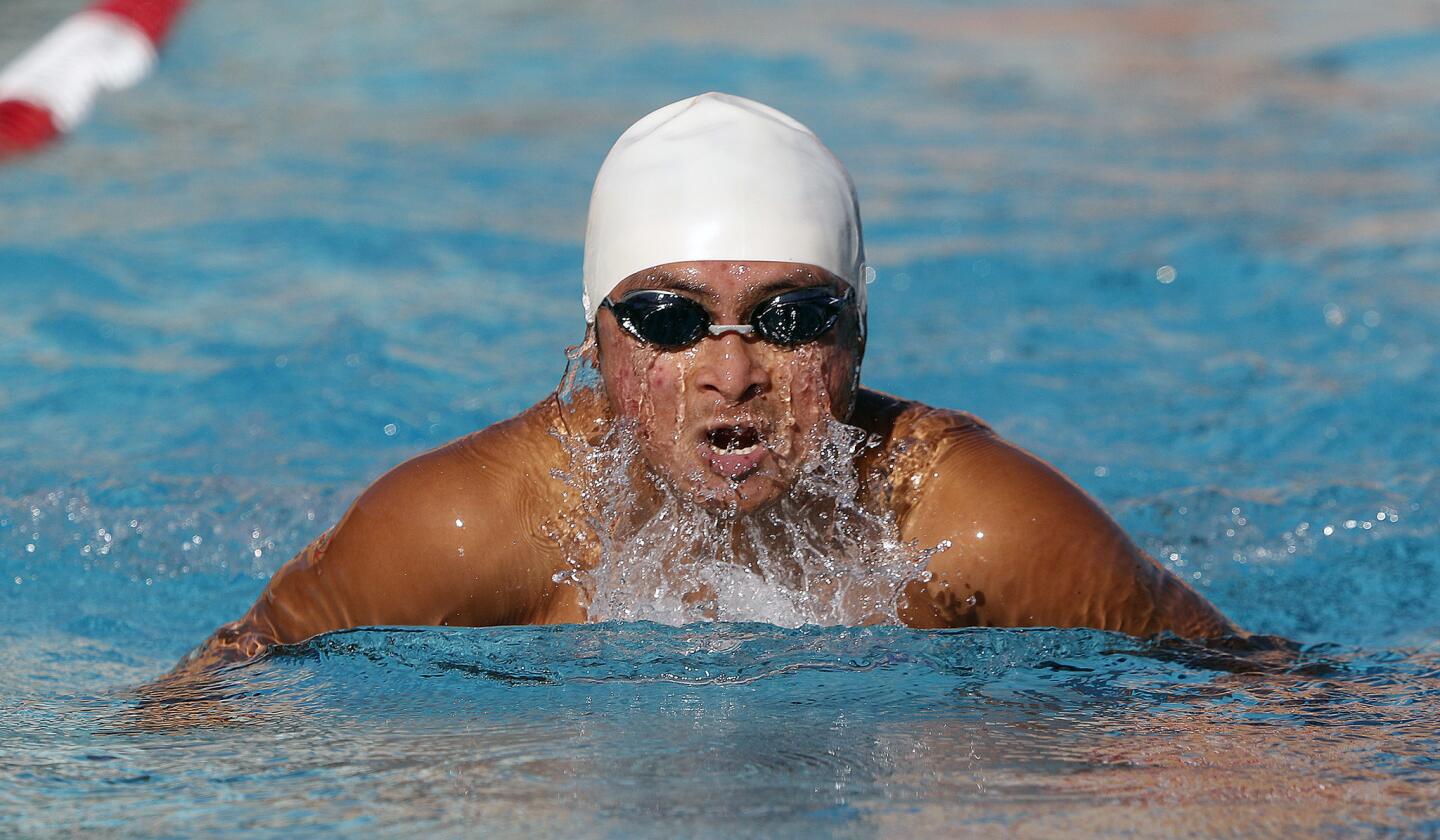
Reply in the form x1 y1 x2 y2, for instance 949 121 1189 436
692 331 770 403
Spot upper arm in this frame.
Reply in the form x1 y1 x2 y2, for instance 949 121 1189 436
899 424 1236 638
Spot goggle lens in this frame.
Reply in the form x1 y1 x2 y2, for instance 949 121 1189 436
753 289 843 346
627 295 708 348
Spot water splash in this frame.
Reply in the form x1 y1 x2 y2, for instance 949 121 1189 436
551 343 934 627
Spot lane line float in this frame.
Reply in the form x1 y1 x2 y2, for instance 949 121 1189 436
0 0 189 162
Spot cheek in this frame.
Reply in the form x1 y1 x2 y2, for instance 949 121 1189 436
604 345 691 446
785 346 857 423
600 335 656 418
643 354 689 439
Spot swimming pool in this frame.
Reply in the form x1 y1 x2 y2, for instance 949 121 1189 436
2 0 1438 834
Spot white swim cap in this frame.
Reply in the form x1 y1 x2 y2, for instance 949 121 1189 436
582 92 867 322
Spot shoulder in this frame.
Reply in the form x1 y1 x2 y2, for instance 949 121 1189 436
224 398 581 645
285 397 576 627
319 398 575 608
851 388 1085 516
852 389 997 513
350 398 568 539
852 390 995 466
885 397 1226 634
885 398 1112 557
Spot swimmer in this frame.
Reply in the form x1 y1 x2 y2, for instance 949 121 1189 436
188 92 1235 668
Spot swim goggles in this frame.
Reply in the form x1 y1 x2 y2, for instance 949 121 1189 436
601 286 854 349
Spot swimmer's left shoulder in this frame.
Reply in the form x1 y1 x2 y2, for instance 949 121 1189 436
851 389 990 434
852 389 994 450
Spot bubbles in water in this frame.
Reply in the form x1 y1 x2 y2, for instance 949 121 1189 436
549 341 934 628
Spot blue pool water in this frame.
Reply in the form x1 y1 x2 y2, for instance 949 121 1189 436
2 0 1438 834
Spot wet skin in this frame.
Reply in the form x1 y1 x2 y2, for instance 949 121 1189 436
187 261 1236 669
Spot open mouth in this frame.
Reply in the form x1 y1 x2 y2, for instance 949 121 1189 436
697 422 769 481
705 424 761 454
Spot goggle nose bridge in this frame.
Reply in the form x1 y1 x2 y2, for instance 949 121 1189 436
707 324 755 337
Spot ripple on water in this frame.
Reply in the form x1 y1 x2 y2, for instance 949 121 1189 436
2 624 1424 835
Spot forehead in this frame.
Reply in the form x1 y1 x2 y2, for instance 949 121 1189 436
610 260 841 302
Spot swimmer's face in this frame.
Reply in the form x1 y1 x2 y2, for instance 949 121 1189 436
596 260 863 513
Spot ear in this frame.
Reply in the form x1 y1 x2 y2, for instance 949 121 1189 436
586 317 609 365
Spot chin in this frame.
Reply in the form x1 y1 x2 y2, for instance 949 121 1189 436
719 475 789 514
666 464 791 514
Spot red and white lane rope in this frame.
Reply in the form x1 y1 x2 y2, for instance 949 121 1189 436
0 0 190 161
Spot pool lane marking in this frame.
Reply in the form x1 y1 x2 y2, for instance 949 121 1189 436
0 0 189 162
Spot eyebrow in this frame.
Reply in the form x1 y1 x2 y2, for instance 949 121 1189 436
643 273 714 299
747 274 831 298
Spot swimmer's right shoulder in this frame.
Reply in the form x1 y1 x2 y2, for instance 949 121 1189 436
345 397 571 555
189 398 580 662
319 396 575 626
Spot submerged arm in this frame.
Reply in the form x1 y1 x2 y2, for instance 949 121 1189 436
899 420 1237 638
